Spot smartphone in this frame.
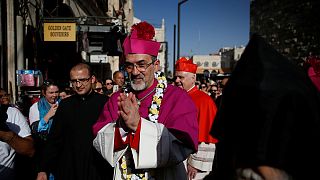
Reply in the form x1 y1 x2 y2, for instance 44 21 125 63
113 85 119 92
122 71 132 95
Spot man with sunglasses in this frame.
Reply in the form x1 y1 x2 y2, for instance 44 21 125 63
36 63 112 180
93 21 198 179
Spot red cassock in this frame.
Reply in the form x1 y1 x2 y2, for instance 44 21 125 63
188 86 218 144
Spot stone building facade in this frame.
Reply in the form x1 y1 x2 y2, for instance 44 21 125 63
193 54 222 74
192 46 245 75
0 0 135 102
250 0 320 64
221 46 246 72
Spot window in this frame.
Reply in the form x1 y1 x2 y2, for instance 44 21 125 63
212 62 217 67
204 61 209 67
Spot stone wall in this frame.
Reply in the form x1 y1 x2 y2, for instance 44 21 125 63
250 0 320 64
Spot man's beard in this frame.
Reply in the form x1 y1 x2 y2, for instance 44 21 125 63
130 77 147 91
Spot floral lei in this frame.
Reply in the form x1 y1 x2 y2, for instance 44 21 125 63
120 71 167 180
149 71 167 122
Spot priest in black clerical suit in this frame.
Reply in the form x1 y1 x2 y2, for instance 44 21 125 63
37 63 113 180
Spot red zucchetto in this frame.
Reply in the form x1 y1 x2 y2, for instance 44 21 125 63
175 57 198 74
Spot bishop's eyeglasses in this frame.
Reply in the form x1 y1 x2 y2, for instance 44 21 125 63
124 61 153 72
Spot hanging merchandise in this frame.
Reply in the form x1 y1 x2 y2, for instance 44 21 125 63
16 70 43 87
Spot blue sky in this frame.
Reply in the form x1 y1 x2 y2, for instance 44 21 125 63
133 0 250 72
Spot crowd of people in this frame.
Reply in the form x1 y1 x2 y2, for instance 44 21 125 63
1 21 320 180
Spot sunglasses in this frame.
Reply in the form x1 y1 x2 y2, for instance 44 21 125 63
94 88 103 92
106 83 113 85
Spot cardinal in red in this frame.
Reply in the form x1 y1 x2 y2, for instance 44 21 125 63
175 57 218 180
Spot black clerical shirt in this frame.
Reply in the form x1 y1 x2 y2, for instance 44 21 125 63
39 92 113 180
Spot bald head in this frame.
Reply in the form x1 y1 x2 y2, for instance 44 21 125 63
70 63 92 77
174 71 196 91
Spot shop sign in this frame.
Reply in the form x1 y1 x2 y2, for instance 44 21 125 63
90 54 109 63
44 22 76 41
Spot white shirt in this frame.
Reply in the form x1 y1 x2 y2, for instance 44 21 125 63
28 102 39 125
0 107 31 178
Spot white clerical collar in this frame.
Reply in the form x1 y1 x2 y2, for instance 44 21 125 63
187 85 195 92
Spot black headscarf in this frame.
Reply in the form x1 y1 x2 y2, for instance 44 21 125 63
211 34 320 180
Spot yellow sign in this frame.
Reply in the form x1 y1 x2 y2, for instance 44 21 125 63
44 22 76 41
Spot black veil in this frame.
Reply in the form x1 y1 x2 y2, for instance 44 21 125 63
211 34 320 179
